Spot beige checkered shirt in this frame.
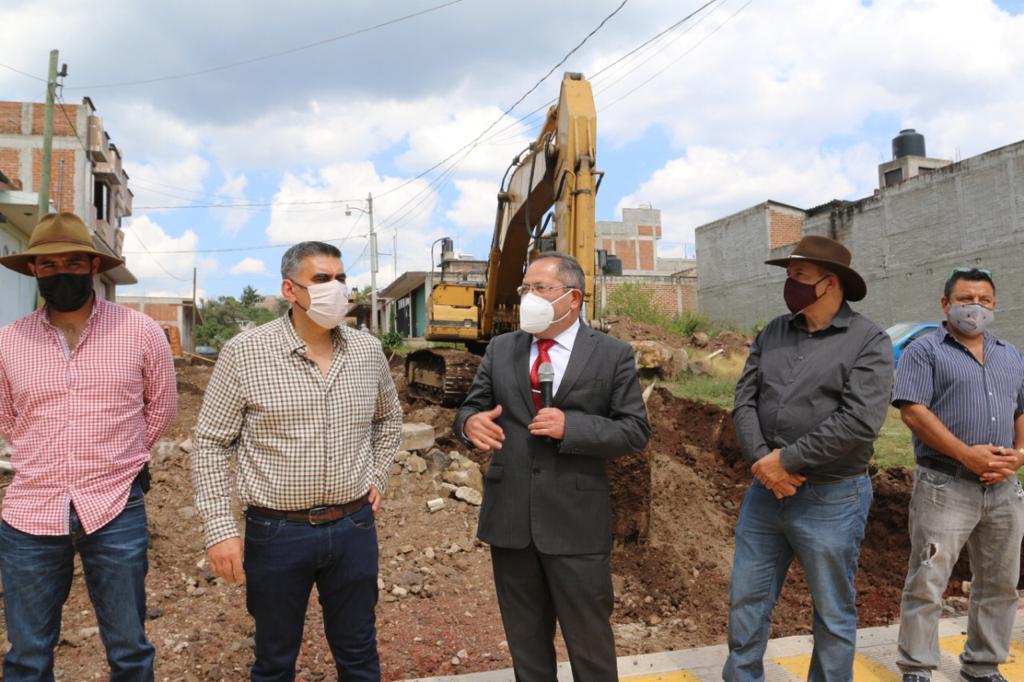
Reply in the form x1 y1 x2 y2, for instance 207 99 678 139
192 315 403 548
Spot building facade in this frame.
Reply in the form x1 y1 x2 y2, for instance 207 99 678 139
596 207 697 318
696 134 1024 344
0 97 135 325
118 296 199 355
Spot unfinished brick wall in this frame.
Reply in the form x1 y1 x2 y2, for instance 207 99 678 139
31 148 76 213
31 103 79 137
600 276 698 317
769 208 803 249
0 148 20 184
0 103 22 134
144 303 180 323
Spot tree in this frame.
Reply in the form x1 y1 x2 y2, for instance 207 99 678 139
195 287 286 350
240 285 261 308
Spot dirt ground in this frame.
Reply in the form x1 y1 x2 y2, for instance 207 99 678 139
0 356 969 681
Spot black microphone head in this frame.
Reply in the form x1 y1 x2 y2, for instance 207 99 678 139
538 362 555 383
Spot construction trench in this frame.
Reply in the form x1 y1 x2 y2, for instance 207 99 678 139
0 345 997 680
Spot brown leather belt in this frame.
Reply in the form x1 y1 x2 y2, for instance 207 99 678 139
247 494 369 526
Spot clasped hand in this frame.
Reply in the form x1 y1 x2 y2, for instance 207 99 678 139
751 449 806 499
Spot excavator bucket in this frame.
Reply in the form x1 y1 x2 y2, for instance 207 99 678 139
405 348 482 407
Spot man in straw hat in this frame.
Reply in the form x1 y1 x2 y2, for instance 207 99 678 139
724 235 893 681
0 212 177 681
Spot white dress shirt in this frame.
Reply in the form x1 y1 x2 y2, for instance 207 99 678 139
528 318 580 397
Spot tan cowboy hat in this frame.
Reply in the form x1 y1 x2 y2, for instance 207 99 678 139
0 212 124 276
764 235 867 302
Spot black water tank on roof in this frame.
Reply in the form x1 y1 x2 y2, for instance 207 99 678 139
893 129 926 159
603 255 623 276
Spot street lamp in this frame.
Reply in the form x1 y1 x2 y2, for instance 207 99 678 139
345 192 377 333
428 236 451 297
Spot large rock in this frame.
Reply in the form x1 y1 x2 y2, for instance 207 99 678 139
630 340 685 378
425 448 451 473
454 486 483 506
404 454 427 474
442 466 483 493
400 423 435 452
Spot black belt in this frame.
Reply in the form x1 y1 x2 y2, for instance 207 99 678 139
247 494 369 526
918 457 980 483
802 469 869 485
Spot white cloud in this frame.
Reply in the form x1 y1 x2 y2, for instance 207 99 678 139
618 145 859 246
215 173 250 234
122 155 210 213
229 257 266 275
118 215 206 289
265 162 440 263
445 179 498 234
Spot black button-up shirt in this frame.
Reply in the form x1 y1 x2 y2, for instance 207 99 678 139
892 326 1024 464
733 302 894 482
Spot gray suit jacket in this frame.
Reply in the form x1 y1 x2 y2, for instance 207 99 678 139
454 324 650 555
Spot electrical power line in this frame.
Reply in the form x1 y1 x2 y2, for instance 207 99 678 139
0 61 48 82
600 0 752 112
63 0 467 91
123 224 192 281
370 0 631 205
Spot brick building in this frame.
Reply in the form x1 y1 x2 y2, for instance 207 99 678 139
118 296 200 356
695 131 1024 344
0 97 135 325
595 207 697 318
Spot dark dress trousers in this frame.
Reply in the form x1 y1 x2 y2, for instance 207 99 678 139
454 324 650 681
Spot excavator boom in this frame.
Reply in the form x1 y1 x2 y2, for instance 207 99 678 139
407 73 600 405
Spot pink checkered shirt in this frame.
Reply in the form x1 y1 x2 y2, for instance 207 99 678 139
0 296 177 535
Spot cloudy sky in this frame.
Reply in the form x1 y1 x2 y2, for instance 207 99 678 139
2 0 1022 300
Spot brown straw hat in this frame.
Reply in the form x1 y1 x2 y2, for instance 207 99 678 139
764 235 867 301
0 212 124 276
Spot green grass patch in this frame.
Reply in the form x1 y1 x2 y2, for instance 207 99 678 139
664 374 737 410
873 408 915 469
602 282 717 337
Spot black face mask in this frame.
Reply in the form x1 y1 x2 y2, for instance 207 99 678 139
37 273 94 312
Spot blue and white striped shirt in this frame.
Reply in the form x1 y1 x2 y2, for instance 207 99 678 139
892 325 1024 462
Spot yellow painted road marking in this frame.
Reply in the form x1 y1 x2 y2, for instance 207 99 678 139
773 653 899 680
620 672 701 681
939 636 1024 681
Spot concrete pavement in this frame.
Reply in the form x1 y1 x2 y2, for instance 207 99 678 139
405 614 1024 681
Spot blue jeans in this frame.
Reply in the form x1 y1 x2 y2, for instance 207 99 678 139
724 475 873 682
0 484 153 682
244 502 380 682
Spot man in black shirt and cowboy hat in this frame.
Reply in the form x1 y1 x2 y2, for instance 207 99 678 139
724 235 893 681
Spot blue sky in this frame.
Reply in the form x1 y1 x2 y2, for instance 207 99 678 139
2 0 1022 300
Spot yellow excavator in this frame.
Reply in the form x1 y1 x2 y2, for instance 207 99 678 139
406 71 602 405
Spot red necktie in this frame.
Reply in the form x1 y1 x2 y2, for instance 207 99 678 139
530 339 556 411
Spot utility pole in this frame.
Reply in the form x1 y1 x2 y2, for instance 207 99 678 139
37 49 60 216
368 192 378 334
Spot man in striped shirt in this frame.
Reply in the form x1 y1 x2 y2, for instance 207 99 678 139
0 212 177 681
894 267 1024 682
192 241 402 681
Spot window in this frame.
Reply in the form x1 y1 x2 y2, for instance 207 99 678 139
94 179 109 220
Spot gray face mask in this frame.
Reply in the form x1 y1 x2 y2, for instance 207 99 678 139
947 303 994 337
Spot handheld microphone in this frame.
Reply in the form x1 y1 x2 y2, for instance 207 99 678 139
538 362 554 408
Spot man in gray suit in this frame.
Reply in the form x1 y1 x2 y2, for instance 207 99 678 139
455 251 650 682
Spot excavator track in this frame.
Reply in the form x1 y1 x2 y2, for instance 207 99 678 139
405 348 482 407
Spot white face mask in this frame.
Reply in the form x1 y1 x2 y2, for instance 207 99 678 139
519 290 573 335
292 279 349 329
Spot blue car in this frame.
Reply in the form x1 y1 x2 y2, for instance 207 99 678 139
886 321 939 368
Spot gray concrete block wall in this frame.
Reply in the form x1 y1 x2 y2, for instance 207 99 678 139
696 140 1024 346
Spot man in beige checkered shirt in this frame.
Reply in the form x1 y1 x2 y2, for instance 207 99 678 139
191 241 402 681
